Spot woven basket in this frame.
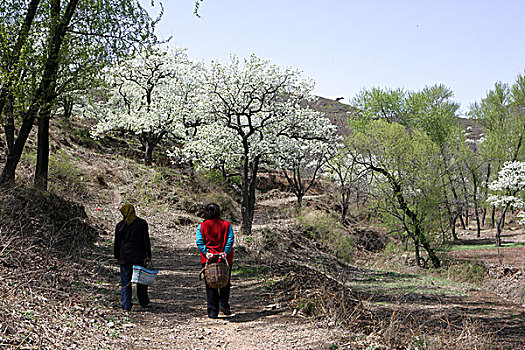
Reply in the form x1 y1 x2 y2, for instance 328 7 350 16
131 264 159 285
204 260 230 289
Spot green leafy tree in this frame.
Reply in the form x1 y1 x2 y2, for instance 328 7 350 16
471 74 525 243
348 120 443 268
0 0 160 189
0 0 42 163
352 85 463 241
351 87 408 125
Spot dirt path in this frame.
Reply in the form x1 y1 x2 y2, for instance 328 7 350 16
111 225 342 350
97 197 525 350
103 223 525 350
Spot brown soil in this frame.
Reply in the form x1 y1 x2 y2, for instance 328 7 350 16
451 228 525 267
4 182 524 349
104 200 525 350
115 225 346 350
2 121 525 349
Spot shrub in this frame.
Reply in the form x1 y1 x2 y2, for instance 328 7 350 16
446 261 486 286
48 150 86 196
297 209 354 262
200 192 239 223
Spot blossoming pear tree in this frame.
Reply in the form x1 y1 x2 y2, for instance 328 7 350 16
487 161 525 246
273 108 339 208
183 54 336 234
86 46 205 165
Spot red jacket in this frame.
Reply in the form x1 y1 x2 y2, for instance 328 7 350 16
198 218 234 265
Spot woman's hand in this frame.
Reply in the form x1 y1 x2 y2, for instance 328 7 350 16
219 252 227 259
206 252 214 260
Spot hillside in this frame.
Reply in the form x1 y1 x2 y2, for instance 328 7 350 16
0 112 524 349
308 97 484 140
308 97 357 135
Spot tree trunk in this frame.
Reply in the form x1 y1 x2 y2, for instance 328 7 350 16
3 93 15 156
471 169 481 237
283 157 323 210
491 205 496 229
240 190 254 235
481 164 491 228
441 183 457 242
341 202 349 224
414 236 421 267
33 0 80 190
62 96 73 119
140 131 165 166
296 193 303 209
416 223 440 268
451 214 458 242
495 204 510 247
240 155 260 235
0 0 42 185
475 209 481 238
340 188 351 223
145 142 153 166
282 168 303 209
35 108 51 190
459 215 466 230
370 163 441 268
0 106 39 185
439 148 461 240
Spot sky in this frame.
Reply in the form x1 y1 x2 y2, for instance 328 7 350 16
147 0 525 115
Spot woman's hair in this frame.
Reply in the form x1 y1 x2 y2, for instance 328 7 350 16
203 203 221 220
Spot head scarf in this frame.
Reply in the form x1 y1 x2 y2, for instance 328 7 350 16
120 204 137 225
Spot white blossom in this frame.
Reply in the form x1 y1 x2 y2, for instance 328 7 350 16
180 54 335 172
487 161 525 211
82 46 205 163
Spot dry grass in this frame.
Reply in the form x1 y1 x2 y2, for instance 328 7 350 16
374 306 496 350
0 187 125 349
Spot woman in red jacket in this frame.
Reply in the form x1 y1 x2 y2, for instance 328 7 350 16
196 203 235 318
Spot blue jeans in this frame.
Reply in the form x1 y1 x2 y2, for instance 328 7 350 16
120 264 149 310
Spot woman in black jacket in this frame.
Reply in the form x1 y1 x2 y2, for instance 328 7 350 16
114 204 151 311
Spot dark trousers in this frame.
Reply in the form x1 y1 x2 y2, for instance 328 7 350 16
120 264 149 310
202 263 231 317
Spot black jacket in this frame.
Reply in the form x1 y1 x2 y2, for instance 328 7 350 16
114 217 151 265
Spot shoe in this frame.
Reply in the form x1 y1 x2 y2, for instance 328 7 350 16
219 306 231 316
208 314 218 319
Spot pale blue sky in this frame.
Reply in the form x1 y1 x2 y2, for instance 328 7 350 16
149 1 525 114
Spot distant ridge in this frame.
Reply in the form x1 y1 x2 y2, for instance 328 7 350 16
309 96 357 135
311 96 483 140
